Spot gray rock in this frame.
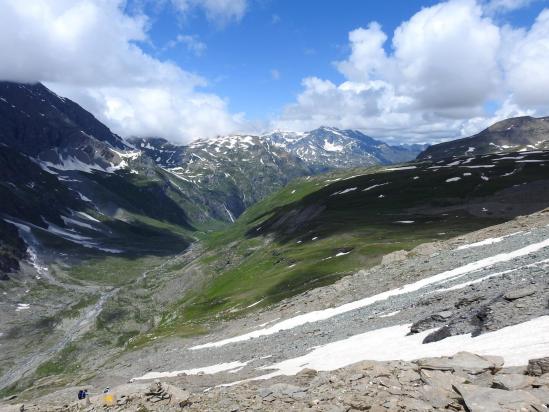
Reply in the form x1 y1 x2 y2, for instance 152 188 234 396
420 385 454 409
528 388 549 405
527 357 549 376
434 310 453 320
492 374 534 390
504 286 536 300
257 388 273 398
454 383 545 411
398 397 433 411
348 373 365 382
417 351 503 375
419 369 466 390
397 368 420 384
268 383 306 397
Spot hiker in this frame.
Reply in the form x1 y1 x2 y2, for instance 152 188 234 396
77 389 89 400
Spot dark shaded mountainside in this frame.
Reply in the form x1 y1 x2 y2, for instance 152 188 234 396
0 82 198 277
418 116 549 160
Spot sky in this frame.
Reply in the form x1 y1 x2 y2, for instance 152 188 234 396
0 0 548 144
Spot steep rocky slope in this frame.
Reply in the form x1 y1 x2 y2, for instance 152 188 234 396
418 116 549 160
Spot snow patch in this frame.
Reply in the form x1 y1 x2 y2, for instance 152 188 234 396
132 361 249 381
16 303 30 312
385 166 416 171
362 183 389 192
254 317 549 379
323 140 344 152
331 187 357 196
457 232 522 250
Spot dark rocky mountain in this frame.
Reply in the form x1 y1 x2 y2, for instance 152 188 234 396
418 116 549 160
0 82 130 170
0 82 197 278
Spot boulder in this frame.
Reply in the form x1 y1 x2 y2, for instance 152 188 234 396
504 286 536 301
296 368 318 380
492 374 535 391
529 388 549 405
416 352 503 375
419 369 466 391
453 383 545 411
527 357 549 376
267 383 307 399
163 383 191 407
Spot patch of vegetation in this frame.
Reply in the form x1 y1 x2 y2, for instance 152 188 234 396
55 295 100 319
35 343 80 378
116 331 140 347
68 255 166 285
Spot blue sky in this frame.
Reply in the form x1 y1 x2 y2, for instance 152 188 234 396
132 0 547 119
1 0 548 143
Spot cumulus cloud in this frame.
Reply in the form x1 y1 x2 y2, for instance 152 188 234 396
0 0 245 142
275 0 549 143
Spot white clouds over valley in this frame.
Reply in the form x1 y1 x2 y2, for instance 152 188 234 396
0 0 547 143
0 0 246 142
275 0 549 143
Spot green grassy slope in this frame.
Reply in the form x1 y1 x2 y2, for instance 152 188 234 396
146 150 549 341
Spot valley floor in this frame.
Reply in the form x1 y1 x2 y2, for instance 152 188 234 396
5 208 549 410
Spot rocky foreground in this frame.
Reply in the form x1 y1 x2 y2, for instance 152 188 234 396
5 352 549 411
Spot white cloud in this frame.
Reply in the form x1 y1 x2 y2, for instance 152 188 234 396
503 9 549 106
275 0 549 143
166 34 207 56
0 0 245 142
483 0 537 14
170 0 247 25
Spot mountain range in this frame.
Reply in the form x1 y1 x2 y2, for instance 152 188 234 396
2 81 549 402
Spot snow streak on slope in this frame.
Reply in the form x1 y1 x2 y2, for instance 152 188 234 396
132 361 249 381
253 316 549 379
191 236 549 349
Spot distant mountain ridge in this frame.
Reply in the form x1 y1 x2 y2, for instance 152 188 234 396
418 116 549 160
131 126 423 173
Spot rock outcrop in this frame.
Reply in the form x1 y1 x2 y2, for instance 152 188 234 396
7 353 549 411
